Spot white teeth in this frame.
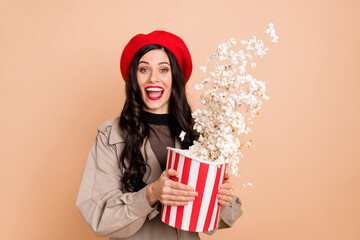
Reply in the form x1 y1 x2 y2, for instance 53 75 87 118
146 87 163 92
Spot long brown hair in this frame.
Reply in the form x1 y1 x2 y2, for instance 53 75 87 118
119 44 194 192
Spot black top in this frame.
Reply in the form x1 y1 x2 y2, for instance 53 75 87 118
143 111 174 171
143 111 171 125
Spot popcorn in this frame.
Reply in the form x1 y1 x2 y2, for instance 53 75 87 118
195 83 204 90
184 23 278 176
199 66 207 73
179 131 186 141
229 38 237 45
265 22 279 43
242 182 253 188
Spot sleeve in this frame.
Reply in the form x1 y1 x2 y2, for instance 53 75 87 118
204 196 243 235
76 130 159 238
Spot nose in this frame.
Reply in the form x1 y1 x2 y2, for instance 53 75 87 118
149 70 158 83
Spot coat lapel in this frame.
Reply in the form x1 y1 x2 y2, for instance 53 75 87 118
141 137 181 184
141 139 162 184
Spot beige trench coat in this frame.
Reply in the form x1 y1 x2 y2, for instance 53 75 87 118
76 117 243 240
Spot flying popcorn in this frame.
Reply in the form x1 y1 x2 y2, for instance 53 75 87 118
265 22 279 43
179 131 186 141
199 66 207 73
184 23 279 176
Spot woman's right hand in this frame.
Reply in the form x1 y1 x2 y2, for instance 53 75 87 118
146 169 198 206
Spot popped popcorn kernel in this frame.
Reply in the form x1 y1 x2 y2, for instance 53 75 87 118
199 66 207 73
179 131 186 141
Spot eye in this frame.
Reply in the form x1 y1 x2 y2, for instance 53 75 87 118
160 68 169 73
139 67 149 73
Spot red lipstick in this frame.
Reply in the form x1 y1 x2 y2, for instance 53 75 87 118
145 86 164 100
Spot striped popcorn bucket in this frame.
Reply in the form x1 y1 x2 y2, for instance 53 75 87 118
161 147 226 232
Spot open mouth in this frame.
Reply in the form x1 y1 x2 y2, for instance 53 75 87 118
145 87 164 100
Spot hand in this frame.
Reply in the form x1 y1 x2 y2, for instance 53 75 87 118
146 169 198 206
217 172 234 207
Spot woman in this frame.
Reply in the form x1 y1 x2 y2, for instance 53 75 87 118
76 30 243 240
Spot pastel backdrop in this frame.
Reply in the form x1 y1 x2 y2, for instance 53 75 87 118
1 0 359 239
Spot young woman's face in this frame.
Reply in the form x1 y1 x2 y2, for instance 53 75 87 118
137 49 172 114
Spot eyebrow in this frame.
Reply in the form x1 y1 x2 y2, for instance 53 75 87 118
138 61 170 66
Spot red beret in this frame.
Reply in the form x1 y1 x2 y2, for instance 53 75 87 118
120 30 193 83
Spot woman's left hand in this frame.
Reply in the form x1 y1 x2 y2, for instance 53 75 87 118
217 172 234 207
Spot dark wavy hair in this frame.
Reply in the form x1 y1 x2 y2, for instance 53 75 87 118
119 44 195 192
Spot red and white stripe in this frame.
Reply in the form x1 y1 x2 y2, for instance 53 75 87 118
161 148 226 232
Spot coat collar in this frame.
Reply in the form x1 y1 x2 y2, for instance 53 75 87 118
108 117 124 144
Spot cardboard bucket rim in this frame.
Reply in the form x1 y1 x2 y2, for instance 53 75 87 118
166 147 225 166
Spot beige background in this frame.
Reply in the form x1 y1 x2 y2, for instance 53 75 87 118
1 0 359 239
